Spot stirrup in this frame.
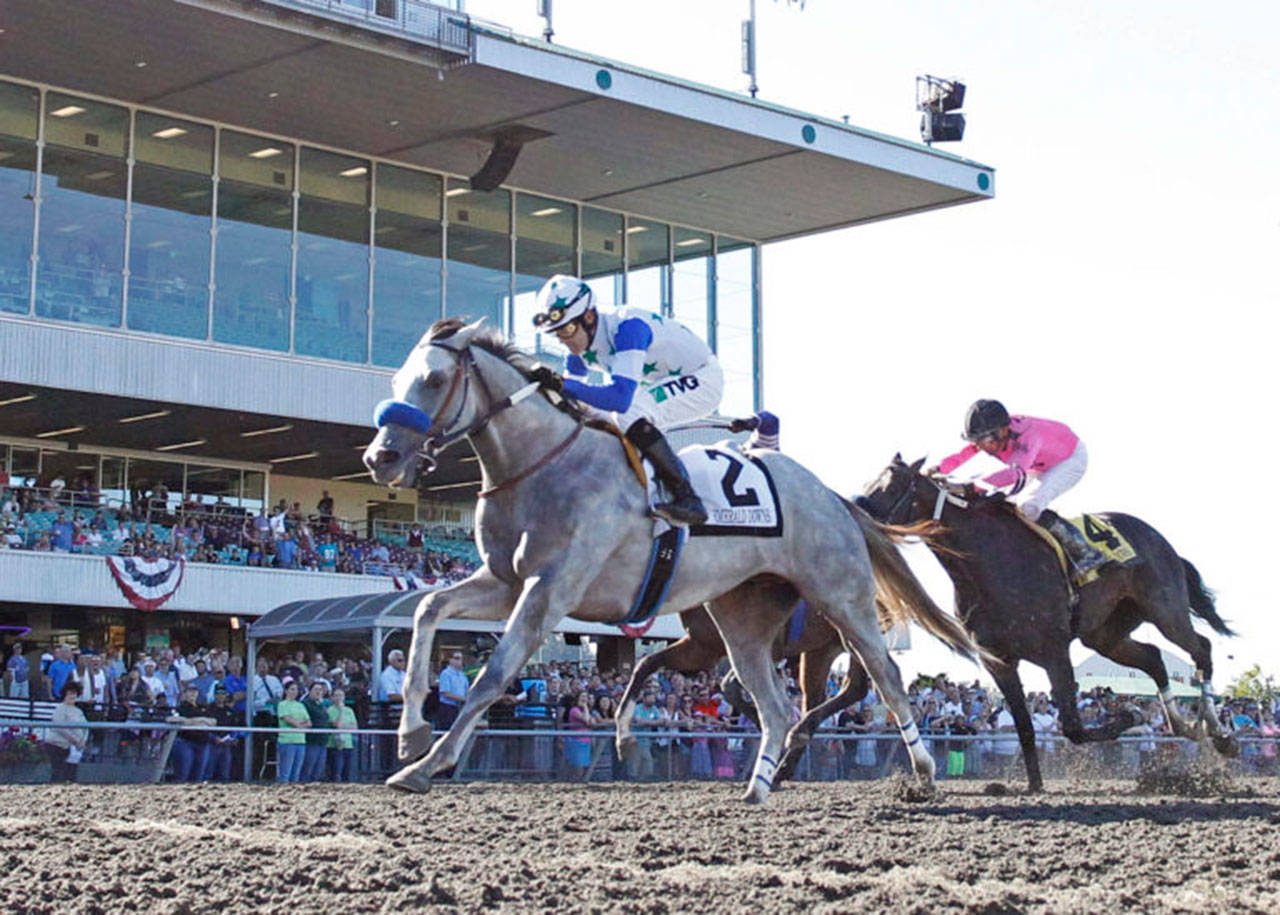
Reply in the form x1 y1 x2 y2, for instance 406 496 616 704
653 496 708 526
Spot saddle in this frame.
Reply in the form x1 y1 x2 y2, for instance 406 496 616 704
587 419 647 490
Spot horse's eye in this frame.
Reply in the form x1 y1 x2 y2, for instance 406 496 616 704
425 374 445 389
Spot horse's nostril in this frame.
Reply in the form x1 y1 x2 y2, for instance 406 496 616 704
365 448 400 470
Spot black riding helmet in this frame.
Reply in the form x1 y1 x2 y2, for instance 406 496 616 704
963 399 1010 441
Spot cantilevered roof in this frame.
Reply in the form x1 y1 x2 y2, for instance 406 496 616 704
249 589 685 641
0 0 994 242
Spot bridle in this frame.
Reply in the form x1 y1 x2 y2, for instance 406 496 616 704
880 469 970 524
374 340 576 492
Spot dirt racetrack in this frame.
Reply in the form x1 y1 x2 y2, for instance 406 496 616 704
6 778 1280 913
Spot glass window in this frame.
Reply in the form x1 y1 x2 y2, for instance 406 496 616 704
243 470 265 516
581 206 623 310
445 179 509 331
372 164 442 367
672 227 712 344
513 192 576 357
715 238 757 416
0 134 36 316
36 94 128 328
295 147 370 362
128 113 214 339
10 446 40 487
624 216 668 311
0 82 38 314
184 464 242 511
101 456 126 512
0 80 39 140
213 130 293 352
124 458 185 519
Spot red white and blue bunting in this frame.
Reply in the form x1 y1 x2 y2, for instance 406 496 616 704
105 555 186 611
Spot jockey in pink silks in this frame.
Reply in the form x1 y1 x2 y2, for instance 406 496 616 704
930 399 1105 575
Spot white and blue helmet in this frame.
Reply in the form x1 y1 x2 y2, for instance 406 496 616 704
532 274 594 332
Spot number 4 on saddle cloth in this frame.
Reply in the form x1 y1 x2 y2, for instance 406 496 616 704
1023 512 1139 588
618 445 784 636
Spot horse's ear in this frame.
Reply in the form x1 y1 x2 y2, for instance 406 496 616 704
454 317 486 341
909 456 926 473
892 452 904 465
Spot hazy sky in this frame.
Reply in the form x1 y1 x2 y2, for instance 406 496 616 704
467 1 1276 691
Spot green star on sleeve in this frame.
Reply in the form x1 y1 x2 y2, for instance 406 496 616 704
583 349 599 365
643 362 658 375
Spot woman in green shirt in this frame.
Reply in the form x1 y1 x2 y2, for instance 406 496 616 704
275 680 309 783
327 686 358 782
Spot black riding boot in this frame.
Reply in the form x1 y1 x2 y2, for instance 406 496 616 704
1037 509 1106 576
626 419 708 526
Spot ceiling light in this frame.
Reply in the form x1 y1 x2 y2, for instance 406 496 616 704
530 207 562 217
156 439 206 451
50 105 86 118
331 470 371 481
241 423 293 438
269 451 319 464
676 238 705 247
444 187 469 197
135 61 148 69
179 189 209 199
0 152 16 161
625 225 648 234
386 119 401 128
267 91 280 99
55 224 83 233
339 166 368 177
0 393 37 407
423 481 480 492
248 147 283 159
84 170 115 181
118 409 171 423
152 127 188 139
146 240 170 249
34 426 85 438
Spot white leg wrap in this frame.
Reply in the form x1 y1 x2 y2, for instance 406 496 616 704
754 753 778 790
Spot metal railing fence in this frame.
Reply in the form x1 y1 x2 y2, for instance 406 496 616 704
4 719 1276 785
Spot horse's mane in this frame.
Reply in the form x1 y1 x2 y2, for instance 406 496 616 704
424 318 586 419
425 318 538 375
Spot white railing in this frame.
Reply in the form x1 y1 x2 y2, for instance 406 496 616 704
257 0 472 56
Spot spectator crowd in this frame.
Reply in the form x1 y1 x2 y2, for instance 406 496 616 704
1 482 479 583
3 637 1278 785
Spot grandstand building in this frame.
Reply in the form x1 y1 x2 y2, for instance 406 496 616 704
0 0 994 662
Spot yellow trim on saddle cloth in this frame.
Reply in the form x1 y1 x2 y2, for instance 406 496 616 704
1019 512 1137 586
586 420 647 490
1069 514 1137 564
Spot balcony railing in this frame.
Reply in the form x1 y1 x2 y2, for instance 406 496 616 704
256 0 472 63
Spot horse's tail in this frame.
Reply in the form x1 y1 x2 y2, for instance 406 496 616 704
1182 557 1233 636
842 498 985 664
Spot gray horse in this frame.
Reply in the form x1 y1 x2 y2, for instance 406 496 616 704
363 318 979 803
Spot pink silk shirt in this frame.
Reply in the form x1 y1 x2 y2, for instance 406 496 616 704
937 415 1080 489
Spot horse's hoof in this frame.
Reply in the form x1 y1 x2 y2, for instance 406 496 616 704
386 768 433 794
398 727 433 762
742 787 769 806
616 735 637 757
1212 734 1241 759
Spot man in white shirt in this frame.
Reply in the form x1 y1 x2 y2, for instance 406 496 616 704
379 649 406 703
251 658 284 708
141 660 165 700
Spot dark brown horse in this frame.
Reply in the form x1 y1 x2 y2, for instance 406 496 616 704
859 455 1237 791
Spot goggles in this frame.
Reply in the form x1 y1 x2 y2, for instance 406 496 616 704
531 286 591 329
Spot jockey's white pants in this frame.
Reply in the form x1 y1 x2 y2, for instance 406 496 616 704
583 356 724 434
1017 440 1088 523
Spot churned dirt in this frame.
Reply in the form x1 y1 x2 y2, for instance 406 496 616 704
5 777 1280 913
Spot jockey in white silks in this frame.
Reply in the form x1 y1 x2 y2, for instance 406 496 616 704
530 274 722 526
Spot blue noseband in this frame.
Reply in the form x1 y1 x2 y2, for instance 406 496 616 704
374 399 433 435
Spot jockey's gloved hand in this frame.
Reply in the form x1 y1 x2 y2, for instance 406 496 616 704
728 416 760 433
530 366 564 393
